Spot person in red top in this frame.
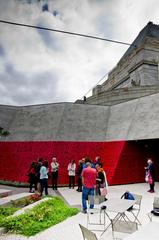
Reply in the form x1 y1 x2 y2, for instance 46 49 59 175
81 161 97 213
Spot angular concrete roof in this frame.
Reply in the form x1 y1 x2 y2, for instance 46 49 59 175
1 92 159 142
122 21 159 60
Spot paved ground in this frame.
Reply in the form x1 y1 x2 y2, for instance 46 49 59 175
0 183 159 240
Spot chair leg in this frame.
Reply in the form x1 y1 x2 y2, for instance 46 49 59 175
131 211 142 225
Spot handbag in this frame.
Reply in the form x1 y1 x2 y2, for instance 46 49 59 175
145 171 153 184
100 187 107 196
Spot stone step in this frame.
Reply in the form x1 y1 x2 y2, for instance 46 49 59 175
0 197 51 236
13 197 50 216
0 192 35 206
0 189 12 198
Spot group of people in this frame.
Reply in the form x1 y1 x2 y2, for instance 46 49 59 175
27 155 156 215
27 157 59 196
27 156 108 199
80 157 108 213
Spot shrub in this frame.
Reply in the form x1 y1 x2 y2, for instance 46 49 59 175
1 197 79 236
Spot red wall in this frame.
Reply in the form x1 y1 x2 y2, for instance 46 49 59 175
0 140 151 185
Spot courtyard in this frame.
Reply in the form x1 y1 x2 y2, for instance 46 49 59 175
0 182 159 240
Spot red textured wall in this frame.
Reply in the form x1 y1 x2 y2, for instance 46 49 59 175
0 140 157 186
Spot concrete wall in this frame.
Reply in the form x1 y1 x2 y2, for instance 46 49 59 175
0 103 109 141
1 92 159 142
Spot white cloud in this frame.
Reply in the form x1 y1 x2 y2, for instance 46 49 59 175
0 0 159 105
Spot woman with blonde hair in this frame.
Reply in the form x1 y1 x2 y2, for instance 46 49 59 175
96 165 108 197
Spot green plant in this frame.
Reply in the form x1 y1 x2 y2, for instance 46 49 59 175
1 130 10 137
0 207 17 225
1 197 79 236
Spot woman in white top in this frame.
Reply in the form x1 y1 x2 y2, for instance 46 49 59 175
51 157 59 190
68 160 76 189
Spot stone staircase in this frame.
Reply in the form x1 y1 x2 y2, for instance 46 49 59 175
0 189 50 235
0 189 12 198
0 192 35 207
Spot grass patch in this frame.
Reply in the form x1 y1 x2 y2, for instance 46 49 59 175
1 197 79 236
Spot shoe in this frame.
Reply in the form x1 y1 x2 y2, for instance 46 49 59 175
147 189 155 193
82 209 87 214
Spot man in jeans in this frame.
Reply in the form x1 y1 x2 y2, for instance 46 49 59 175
81 161 97 213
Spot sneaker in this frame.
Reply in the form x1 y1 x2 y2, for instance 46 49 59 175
147 190 155 193
81 209 87 214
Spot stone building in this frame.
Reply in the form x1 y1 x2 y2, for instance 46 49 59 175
85 22 159 106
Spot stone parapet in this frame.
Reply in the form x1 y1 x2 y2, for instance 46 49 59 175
86 85 159 106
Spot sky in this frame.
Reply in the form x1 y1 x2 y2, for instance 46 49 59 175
0 0 159 106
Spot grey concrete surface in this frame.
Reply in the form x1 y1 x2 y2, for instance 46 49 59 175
1 91 159 142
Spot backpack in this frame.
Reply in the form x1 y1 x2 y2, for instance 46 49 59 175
121 191 135 210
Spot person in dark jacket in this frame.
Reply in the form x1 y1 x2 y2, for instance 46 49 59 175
145 158 155 193
76 160 83 192
28 161 37 193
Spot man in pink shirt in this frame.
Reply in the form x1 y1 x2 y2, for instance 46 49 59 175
81 161 97 213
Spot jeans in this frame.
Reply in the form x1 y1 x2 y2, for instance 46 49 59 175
82 187 94 210
40 178 48 196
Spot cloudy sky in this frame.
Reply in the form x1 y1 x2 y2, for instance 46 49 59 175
0 0 159 106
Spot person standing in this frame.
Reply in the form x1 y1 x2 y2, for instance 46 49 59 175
68 160 76 189
76 160 83 192
28 161 37 193
51 157 59 190
145 158 155 193
35 158 43 193
96 165 105 195
94 156 103 168
40 161 49 196
81 161 97 213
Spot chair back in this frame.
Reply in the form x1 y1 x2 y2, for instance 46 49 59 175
153 197 159 209
132 194 142 206
79 224 98 240
88 195 105 205
112 220 138 234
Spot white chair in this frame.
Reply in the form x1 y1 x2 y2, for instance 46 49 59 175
79 224 98 240
128 193 142 225
87 195 105 229
148 197 159 221
112 220 138 240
